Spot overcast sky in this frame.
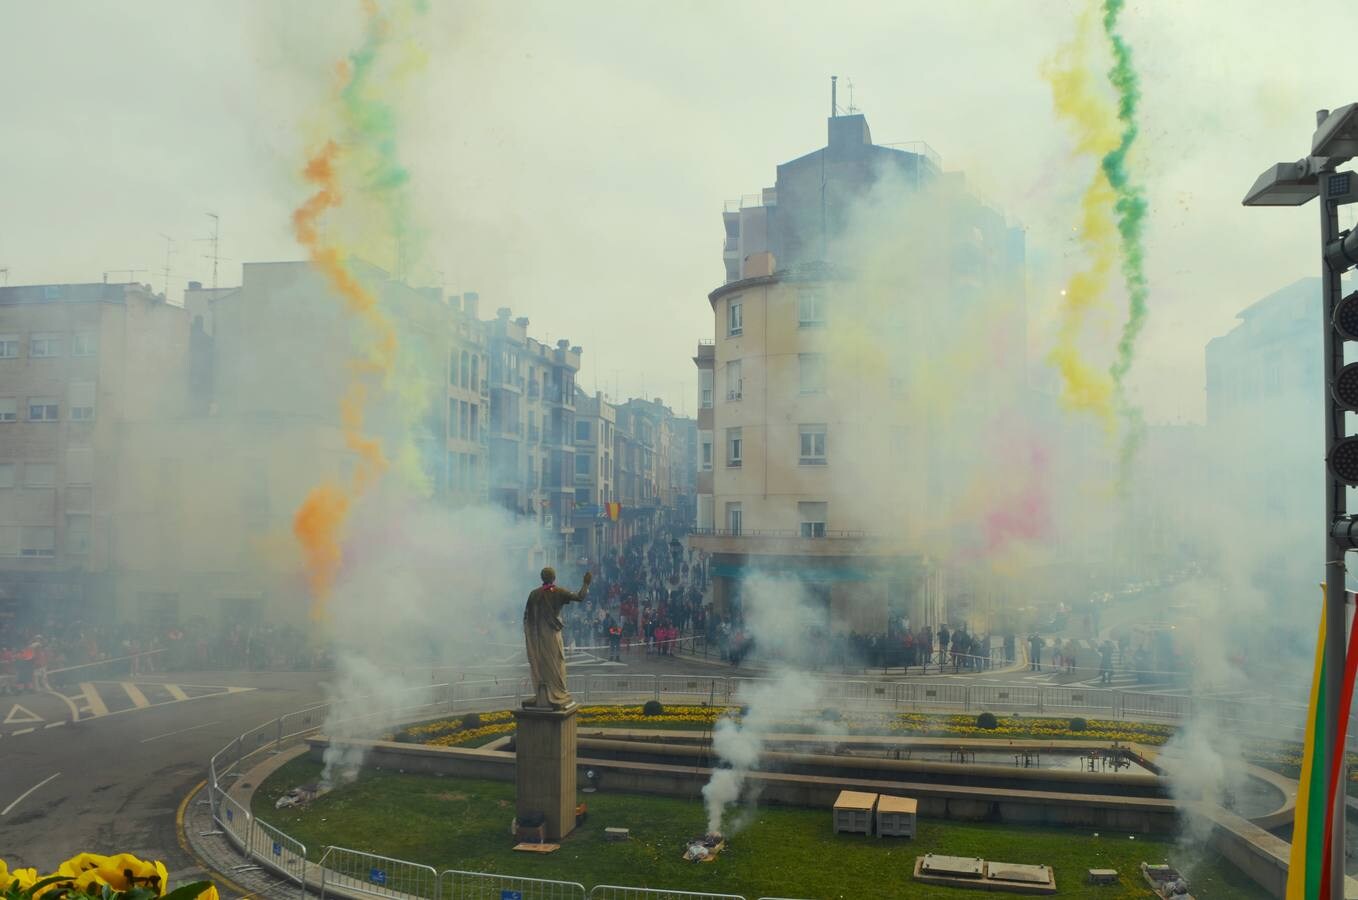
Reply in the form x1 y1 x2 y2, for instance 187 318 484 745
1 0 1354 422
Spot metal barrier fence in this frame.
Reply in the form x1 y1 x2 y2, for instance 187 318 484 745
248 818 308 898
211 785 253 852
440 869 586 900
319 846 438 900
588 887 745 900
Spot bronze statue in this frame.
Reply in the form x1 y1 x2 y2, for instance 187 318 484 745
523 566 591 708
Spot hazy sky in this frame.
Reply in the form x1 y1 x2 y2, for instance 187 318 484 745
1 0 1354 422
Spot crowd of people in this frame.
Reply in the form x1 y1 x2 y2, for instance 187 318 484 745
703 614 1010 673
560 528 711 658
0 616 329 693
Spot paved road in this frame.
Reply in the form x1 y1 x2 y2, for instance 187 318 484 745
0 670 329 874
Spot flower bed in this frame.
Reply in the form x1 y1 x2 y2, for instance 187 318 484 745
2 854 216 900
398 705 1178 748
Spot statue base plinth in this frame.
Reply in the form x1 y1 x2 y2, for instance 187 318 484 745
513 703 578 841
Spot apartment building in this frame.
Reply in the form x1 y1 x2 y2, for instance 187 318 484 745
0 281 187 625
692 109 1025 632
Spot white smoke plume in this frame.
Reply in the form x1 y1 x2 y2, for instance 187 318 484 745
317 498 545 780
702 574 829 835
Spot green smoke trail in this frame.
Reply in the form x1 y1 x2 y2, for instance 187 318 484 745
1098 0 1149 474
1099 2 1148 385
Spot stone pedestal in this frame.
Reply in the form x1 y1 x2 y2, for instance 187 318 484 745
513 703 578 841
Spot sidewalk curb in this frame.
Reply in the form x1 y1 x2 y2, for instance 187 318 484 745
175 779 259 900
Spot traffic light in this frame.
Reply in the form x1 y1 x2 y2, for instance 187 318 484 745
1330 290 1358 487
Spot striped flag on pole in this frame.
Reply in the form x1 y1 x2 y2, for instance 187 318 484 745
1288 586 1333 898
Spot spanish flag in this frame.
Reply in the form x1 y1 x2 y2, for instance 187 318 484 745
605 502 621 522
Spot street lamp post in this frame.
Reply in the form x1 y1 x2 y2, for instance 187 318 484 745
1244 102 1358 900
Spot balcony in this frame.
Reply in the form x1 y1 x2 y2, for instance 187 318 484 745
687 528 880 558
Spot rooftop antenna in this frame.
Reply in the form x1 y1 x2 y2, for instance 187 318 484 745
159 233 176 298
847 79 857 114
204 213 220 290
102 269 148 284
831 75 838 117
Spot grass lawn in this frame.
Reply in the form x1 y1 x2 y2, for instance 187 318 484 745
254 757 1268 899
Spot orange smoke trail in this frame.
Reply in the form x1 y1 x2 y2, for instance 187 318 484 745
290 140 398 619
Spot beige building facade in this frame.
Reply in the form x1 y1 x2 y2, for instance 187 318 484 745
0 281 187 626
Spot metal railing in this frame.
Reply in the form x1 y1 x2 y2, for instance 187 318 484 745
319 847 438 900
211 786 252 852
248 820 308 899
441 869 585 900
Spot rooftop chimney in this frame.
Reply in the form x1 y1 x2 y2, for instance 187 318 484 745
831 75 838 118
188 281 203 291
497 306 511 320
515 316 529 327
463 291 479 318
557 339 570 350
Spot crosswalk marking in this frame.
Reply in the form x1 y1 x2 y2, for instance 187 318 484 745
164 683 189 701
121 682 150 709
79 682 109 717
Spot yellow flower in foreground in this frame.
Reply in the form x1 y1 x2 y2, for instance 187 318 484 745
80 854 169 895
55 853 111 877
195 884 221 900
1 860 39 891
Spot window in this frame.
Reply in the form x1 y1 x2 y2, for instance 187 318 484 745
28 398 59 421
728 300 743 336
726 427 742 467
470 355 479 391
799 353 825 393
470 404 479 441
65 515 90 554
0 335 18 359
798 290 826 326
798 501 828 538
21 526 56 557
576 421 591 442
66 447 93 484
72 332 97 357
68 382 94 422
460 351 470 388
726 502 743 535
30 334 62 358
701 436 713 471
25 462 55 486
799 424 827 465
700 369 713 408
0 463 13 487
726 360 743 401
0 399 15 422
575 454 590 475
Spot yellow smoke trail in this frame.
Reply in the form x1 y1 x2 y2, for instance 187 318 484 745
1043 4 1121 433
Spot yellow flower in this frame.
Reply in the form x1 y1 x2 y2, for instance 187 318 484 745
75 854 169 895
55 853 111 879
1 860 39 891
195 884 221 900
